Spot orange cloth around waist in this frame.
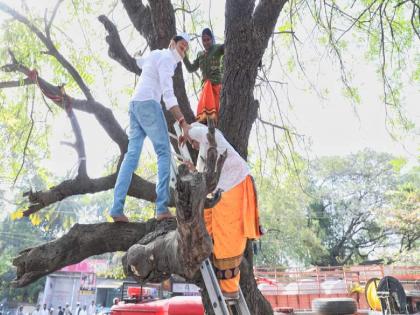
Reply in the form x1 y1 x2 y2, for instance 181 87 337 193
196 80 221 123
204 175 261 260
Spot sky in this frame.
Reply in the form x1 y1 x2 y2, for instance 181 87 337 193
0 0 419 181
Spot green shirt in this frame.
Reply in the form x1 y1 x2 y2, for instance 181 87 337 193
183 44 224 85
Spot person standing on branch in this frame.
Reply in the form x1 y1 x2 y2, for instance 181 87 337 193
183 28 224 123
186 122 261 299
110 33 191 222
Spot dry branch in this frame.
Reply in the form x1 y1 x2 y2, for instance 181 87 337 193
1 51 128 153
98 15 141 75
0 78 33 88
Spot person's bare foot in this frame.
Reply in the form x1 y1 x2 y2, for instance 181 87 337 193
111 214 129 222
156 211 175 221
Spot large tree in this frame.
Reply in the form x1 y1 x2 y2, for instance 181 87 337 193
0 0 418 314
306 150 399 266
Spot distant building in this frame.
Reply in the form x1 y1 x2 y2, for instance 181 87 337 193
42 260 122 311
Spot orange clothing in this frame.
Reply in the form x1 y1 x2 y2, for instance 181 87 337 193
204 175 261 294
196 80 221 123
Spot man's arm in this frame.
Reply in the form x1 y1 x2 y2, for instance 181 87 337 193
169 105 191 140
156 55 191 139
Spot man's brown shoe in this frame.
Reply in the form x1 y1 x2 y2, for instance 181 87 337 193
156 211 175 221
111 214 129 222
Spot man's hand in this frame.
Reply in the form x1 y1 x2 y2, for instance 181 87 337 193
168 105 192 144
184 160 196 172
181 121 192 143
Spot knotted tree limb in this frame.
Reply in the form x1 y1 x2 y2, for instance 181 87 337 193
12 221 164 287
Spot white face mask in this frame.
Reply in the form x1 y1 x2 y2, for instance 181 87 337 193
171 47 183 63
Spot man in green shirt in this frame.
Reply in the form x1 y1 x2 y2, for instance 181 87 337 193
184 28 224 123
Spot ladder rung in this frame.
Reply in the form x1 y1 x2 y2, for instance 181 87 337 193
169 132 178 141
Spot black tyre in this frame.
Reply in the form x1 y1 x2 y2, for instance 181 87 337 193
377 276 407 314
312 298 357 315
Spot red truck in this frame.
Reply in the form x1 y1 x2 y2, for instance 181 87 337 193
111 296 204 315
111 286 204 315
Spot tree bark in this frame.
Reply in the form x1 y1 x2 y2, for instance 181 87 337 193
12 221 160 287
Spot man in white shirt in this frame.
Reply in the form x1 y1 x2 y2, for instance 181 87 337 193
63 304 71 315
40 305 48 315
32 305 41 315
187 122 261 299
73 303 80 315
87 302 95 315
110 33 192 222
78 306 87 315
16 306 24 315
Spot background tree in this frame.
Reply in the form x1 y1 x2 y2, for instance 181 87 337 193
375 163 420 262
0 218 48 305
253 150 323 267
253 150 419 267
306 150 398 265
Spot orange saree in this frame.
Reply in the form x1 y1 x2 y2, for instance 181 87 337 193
204 175 261 295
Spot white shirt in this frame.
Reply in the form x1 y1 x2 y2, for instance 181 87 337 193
189 123 250 192
132 49 180 109
87 305 95 315
32 310 41 315
40 309 49 315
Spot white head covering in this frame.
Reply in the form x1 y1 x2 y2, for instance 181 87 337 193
177 32 190 43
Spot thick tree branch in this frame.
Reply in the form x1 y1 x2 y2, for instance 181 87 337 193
253 0 288 49
121 0 156 48
219 1 258 158
21 173 170 217
0 2 94 100
12 221 162 287
98 15 141 75
147 0 177 49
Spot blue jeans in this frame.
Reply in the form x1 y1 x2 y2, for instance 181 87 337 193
110 100 171 216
